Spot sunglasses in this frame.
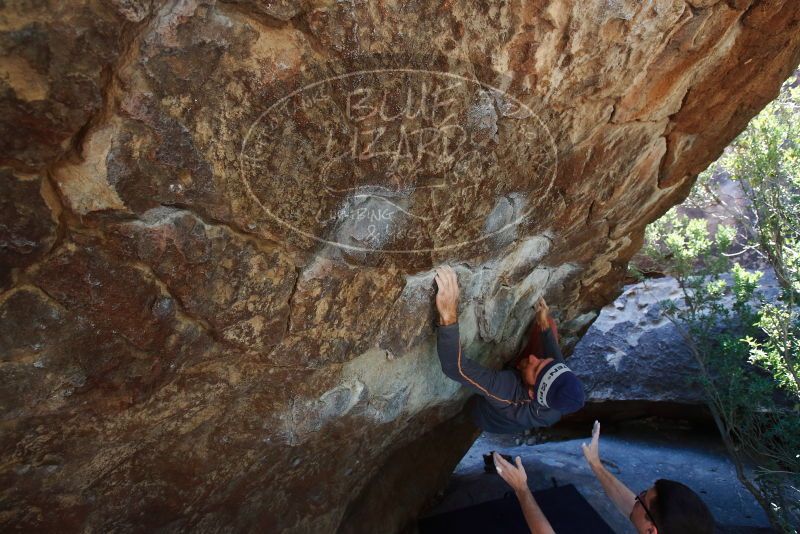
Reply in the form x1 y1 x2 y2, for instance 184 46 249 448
635 488 661 530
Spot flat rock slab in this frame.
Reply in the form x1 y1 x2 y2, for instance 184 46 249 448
428 428 771 533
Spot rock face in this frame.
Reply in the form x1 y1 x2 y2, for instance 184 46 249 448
567 276 715 417
569 277 708 406
1 1 799 532
567 271 781 424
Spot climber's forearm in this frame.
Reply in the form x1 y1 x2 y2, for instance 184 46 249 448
439 310 457 326
436 322 462 379
436 322 519 405
539 328 564 362
437 322 489 384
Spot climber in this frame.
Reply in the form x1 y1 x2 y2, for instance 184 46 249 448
434 265 585 434
492 421 715 534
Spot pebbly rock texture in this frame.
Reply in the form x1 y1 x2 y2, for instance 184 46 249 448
569 277 707 406
2 0 800 532
567 271 782 423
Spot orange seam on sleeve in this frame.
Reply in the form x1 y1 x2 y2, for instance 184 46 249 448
457 339 530 406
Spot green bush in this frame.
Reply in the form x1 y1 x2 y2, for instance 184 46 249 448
645 212 800 531
640 77 800 532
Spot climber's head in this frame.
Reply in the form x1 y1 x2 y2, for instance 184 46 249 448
518 355 584 413
516 353 551 387
630 480 714 534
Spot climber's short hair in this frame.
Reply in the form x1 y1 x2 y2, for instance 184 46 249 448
650 479 715 534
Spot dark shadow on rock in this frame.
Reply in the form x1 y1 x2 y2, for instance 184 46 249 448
337 407 481 534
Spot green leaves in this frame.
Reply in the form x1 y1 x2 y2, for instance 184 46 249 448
732 263 762 306
721 78 800 301
636 76 800 530
747 303 800 396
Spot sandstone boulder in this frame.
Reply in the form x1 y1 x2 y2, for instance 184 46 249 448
1 0 799 532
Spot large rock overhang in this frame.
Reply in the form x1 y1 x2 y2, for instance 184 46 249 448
1 0 799 532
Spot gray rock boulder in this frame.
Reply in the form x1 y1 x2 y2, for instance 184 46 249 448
569 270 780 406
570 277 706 404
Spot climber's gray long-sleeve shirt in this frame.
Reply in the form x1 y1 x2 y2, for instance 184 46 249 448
437 322 563 434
